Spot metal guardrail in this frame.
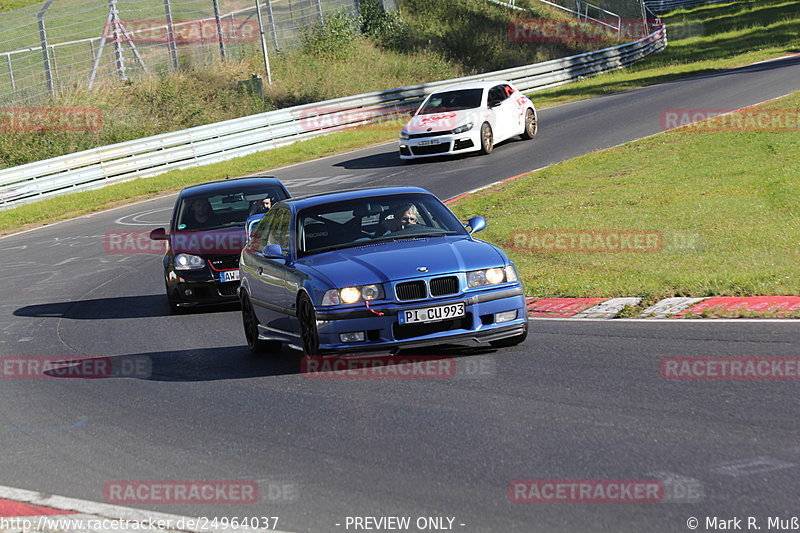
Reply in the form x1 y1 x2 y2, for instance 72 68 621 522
644 0 726 13
0 21 666 209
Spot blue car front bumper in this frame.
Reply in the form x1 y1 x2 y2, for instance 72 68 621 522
313 286 527 354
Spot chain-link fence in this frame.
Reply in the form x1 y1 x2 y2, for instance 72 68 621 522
0 0 385 105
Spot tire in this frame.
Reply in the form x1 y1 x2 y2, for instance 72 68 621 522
297 292 320 357
241 293 280 355
521 108 537 140
479 123 494 155
490 322 528 348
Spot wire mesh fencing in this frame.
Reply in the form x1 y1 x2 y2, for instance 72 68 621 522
0 0 366 105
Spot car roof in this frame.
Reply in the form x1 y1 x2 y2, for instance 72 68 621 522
179 176 286 196
282 186 433 210
431 80 511 93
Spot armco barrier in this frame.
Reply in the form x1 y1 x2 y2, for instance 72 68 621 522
0 22 666 210
644 0 726 13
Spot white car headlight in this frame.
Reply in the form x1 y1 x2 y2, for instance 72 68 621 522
174 253 205 270
467 267 509 288
452 122 474 134
400 130 410 140
322 284 385 306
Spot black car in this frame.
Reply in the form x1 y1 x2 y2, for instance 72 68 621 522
150 176 290 312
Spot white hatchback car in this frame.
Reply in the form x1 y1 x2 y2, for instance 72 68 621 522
399 80 537 160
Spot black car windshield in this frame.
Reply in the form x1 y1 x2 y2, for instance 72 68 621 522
297 193 469 256
418 89 483 114
176 184 288 231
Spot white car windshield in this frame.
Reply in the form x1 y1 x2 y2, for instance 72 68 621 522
418 89 483 114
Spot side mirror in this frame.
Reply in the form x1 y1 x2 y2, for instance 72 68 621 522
466 216 486 235
262 244 286 259
149 227 168 240
409 110 416 117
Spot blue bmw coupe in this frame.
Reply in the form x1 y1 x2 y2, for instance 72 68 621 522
238 187 527 356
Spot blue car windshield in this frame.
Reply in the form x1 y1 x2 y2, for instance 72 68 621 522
176 185 288 231
418 89 483 114
297 193 469 256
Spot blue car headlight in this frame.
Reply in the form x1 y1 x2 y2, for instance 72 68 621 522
322 284 385 306
467 265 518 287
174 253 205 270
400 130 410 140
452 122 474 134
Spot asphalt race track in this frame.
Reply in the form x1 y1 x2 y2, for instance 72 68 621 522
1 56 799 532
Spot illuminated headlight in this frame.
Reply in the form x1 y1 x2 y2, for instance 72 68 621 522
452 122 473 134
400 130 410 140
174 253 205 270
322 284 385 305
467 267 507 287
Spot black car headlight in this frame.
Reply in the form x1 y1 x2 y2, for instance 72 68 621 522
467 265 518 287
174 253 205 270
400 130 410 140
322 284 385 305
452 122 474 134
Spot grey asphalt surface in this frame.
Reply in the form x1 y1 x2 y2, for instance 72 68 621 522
1 55 799 532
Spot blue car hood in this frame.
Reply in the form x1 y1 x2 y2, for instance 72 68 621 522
299 236 506 287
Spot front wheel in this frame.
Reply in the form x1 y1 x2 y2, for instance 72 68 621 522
521 108 537 139
480 123 494 155
241 293 280 355
298 293 320 357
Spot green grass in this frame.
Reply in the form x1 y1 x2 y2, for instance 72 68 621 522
448 91 800 299
534 0 800 108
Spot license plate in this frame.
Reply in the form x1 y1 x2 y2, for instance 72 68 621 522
220 270 240 283
400 302 466 324
417 139 442 146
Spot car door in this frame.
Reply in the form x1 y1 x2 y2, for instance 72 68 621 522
248 207 292 336
487 84 518 142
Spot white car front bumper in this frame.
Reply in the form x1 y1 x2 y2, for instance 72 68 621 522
399 129 482 159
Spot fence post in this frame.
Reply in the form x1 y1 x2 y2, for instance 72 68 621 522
5 55 15 91
315 0 324 24
163 0 179 69
254 0 272 84
49 46 59 89
212 0 227 60
37 0 55 97
110 0 127 81
266 0 279 51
